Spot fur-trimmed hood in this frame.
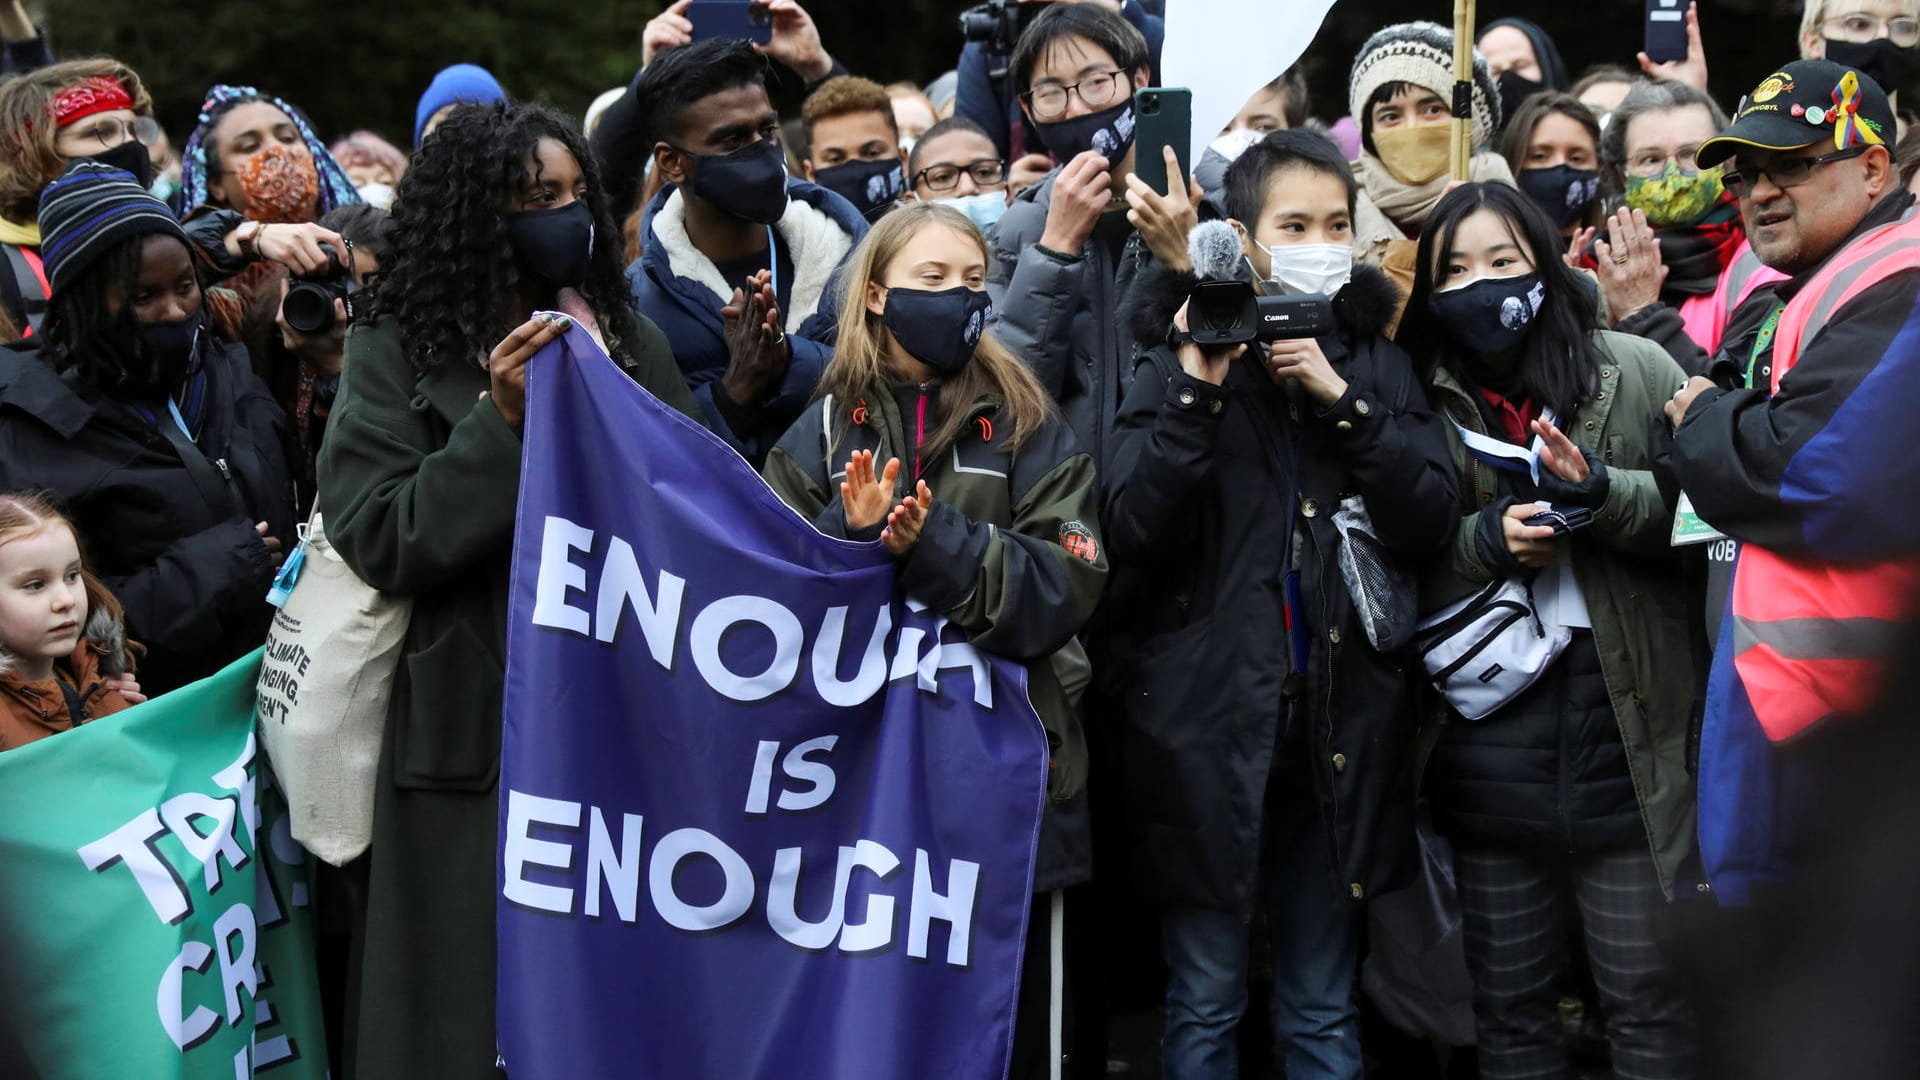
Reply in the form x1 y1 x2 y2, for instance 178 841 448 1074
1126 256 1404 352
641 178 862 334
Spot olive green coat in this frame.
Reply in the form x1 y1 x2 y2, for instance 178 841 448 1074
1419 330 1698 897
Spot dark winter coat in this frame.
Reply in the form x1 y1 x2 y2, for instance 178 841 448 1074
762 379 1109 890
1418 331 1698 896
1671 189 1920 901
626 179 866 466
988 173 1156 475
316 314 702 1079
1100 264 1458 915
0 337 292 695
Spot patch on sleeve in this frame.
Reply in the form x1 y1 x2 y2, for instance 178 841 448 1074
1059 520 1099 563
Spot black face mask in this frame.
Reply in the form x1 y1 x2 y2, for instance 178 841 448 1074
1034 99 1136 162
1517 165 1600 229
682 137 790 225
1497 69 1546 122
91 138 155 190
813 158 904 221
1825 37 1917 95
133 308 204 394
506 200 595 290
882 285 994 374
1427 272 1545 358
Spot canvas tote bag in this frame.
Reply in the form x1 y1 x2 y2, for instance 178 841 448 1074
256 511 412 865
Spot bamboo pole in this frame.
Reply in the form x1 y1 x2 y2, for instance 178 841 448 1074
1451 0 1477 180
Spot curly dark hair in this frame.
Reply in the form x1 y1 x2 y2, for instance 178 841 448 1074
40 235 180 391
374 101 641 373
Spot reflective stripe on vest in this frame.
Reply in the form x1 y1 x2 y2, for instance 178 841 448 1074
1731 548 1920 740
1730 205 1920 742
1687 239 1788 355
1723 241 1775 309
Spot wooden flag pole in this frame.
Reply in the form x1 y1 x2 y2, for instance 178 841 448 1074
1451 0 1476 180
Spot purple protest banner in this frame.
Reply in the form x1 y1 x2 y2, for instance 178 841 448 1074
496 326 1048 1079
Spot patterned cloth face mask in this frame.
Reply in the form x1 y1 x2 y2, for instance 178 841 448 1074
1624 161 1725 228
234 143 320 224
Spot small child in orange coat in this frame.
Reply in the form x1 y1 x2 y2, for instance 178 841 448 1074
0 492 144 751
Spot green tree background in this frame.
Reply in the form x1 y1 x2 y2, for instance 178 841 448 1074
42 0 1813 151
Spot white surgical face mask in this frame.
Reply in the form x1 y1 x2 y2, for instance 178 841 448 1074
357 182 396 210
1208 127 1265 164
935 190 1010 235
1263 241 1353 297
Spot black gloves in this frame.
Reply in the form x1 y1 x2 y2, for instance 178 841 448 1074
1473 497 1528 578
1533 447 1610 509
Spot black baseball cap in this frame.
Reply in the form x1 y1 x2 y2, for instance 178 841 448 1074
1697 59 1894 171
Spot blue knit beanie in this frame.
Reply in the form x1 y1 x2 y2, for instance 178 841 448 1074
414 64 508 146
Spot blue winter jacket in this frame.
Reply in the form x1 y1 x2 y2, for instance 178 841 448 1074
626 178 867 465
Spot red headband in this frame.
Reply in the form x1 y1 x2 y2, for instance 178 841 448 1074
50 77 134 130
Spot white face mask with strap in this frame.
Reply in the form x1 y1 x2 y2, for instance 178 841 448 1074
1262 242 1353 297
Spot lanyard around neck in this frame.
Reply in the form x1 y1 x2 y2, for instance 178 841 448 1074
166 396 195 443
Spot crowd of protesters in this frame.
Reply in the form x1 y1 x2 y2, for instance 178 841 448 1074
2 0 1918 1077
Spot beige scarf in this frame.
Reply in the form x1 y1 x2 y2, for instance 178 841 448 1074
1351 151 1515 263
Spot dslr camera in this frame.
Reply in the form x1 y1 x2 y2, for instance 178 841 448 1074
281 240 359 336
959 0 1045 58
1184 281 1333 347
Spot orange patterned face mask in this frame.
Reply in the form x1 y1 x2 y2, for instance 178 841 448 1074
233 143 319 224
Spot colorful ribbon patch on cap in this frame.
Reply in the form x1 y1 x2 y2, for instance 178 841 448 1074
1829 71 1886 150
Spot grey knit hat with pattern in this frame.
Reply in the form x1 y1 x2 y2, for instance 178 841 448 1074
1348 21 1501 151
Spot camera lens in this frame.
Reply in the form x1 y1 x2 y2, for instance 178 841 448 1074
282 282 338 336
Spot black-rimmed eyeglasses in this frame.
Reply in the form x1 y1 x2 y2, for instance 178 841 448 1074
1722 145 1869 198
913 158 1007 192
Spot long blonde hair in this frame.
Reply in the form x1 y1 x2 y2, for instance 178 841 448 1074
0 60 154 224
823 202 1052 458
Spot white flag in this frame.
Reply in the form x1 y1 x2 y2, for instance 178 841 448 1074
1161 0 1342 165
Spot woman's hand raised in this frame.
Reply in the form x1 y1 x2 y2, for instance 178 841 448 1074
486 313 571 432
881 480 934 557
841 450 901 534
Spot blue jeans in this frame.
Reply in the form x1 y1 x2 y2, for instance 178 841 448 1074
1159 745 1362 1080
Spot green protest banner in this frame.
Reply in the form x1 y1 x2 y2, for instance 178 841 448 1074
0 649 329 1079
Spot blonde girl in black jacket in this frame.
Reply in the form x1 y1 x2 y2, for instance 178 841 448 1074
762 201 1107 1080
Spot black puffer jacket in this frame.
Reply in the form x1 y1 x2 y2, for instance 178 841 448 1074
0 337 293 694
988 172 1157 475
1101 263 1458 914
1427 631 1641 851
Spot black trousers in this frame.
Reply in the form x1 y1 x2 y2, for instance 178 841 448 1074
1009 890 1072 1080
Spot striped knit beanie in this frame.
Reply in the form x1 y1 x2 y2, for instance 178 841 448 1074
37 159 190 294
1348 21 1501 152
